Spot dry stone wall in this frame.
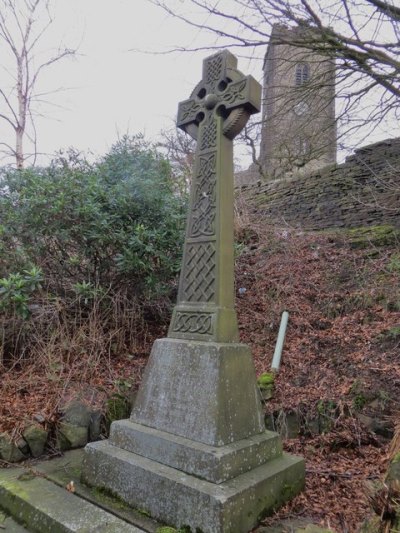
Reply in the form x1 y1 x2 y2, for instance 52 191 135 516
238 138 400 229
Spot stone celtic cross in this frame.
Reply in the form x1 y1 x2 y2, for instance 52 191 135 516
82 51 305 532
168 50 261 343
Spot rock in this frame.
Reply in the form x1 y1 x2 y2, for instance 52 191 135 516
16 437 29 456
0 433 25 463
275 410 301 439
260 386 274 400
357 413 394 438
89 410 103 442
23 424 48 458
60 400 92 427
57 422 88 450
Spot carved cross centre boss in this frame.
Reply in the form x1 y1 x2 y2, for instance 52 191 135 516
168 50 261 343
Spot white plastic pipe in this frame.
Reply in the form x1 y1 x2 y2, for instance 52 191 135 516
271 311 289 372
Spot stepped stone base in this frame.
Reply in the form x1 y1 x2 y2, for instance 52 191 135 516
81 337 305 532
110 420 282 483
82 440 305 533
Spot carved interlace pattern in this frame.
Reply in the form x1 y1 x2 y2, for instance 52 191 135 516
179 99 202 123
172 312 213 335
182 242 216 302
200 116 217 151
206 55 223 83
222 80 247 105
190 152 217 238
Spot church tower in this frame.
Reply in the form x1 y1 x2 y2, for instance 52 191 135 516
260 25 336 179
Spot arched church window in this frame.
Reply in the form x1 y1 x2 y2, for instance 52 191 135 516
295 63 310 85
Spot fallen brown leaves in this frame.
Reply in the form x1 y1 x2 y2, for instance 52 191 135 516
236 223 400 531
1 221 399 532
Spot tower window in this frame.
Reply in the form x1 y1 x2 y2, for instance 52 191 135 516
295 137 310 157
295 63 310 85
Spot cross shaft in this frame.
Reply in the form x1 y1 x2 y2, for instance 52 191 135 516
168 50 261 343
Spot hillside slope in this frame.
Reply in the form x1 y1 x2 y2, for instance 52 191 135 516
234 218 400 531
1 212 399 531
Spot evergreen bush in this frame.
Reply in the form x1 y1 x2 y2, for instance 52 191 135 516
0 135 186 363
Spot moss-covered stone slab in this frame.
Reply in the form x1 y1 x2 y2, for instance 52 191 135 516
0 467 142 532
0 511 29 532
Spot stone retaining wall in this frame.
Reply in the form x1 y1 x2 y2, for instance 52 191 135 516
238 138 400 229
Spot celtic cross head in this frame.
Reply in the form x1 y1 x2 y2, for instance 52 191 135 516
177 50 261 141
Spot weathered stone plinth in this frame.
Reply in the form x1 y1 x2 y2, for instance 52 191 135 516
132 338 264 445
82 339 305 532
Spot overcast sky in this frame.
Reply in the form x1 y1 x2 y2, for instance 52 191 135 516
1 0 398 168
3 0 259 167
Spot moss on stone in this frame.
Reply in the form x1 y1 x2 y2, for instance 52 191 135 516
90 485 133 511
105 394 131 430
257 372 275 388
347 225 400 249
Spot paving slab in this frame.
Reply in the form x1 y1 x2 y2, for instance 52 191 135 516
0 467 143 532
0 450 162 532
31 449 158 532
0 510 30 532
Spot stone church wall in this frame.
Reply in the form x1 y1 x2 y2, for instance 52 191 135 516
237 138 400 230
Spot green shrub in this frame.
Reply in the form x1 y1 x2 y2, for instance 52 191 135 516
0 267 43 318
0 135 186 362
0 136 185 295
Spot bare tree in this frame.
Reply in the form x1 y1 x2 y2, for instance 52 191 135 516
157 125 196 196
148 0 400 168
0 0 75 168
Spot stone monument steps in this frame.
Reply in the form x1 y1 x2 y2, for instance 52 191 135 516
83 440 304 533
109 419 283 484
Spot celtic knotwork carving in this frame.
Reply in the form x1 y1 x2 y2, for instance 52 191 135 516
182 242 216 302
200 116 217 151
221 80 247 105
190 152 217 238
172 312 213 335
179 99 202 122
206 55 223 83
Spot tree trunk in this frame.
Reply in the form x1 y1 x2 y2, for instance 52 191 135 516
16 127 24 169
